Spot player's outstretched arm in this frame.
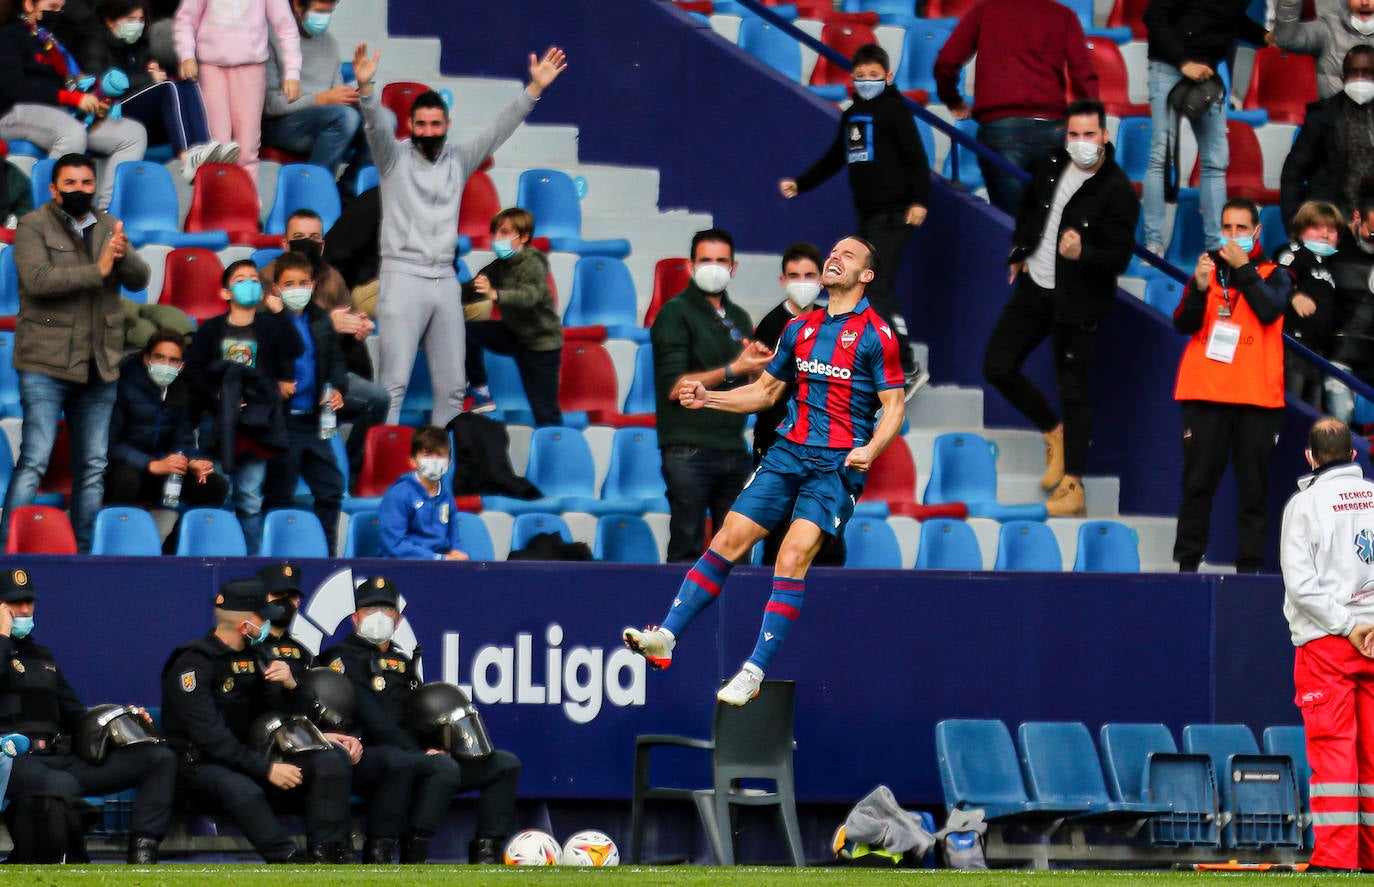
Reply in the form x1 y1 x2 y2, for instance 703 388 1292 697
679 372 787 414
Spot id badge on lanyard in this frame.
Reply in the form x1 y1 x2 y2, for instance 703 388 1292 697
1206 273 1240 363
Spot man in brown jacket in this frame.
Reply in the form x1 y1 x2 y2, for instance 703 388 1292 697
1 153 149 552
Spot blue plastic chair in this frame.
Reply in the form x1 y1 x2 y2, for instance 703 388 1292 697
0 248 17 319
89 506 162 556
1018 721 1170 821
491 426 635 517
354 164 379 195
1100 722 1220 848
934 719 1088 822
400 351 434 427
1143 277 1184 315
260 508 329 558
564 257 648 342
842 517 903 568
993 520 1063 571
29 158 55 210
515 169 631 258
593 513 660 563
264 163 343 234
509 512 573 552
601 427 670 512
895 20 955 96
452 511 495 561
1164 190 1204 268
1263 725 1312 847
1182 723 1302 849
924 432 1048 522
913 517 981 569
175 508 248 556
5 140 43 158
622 344 656 416
1055 0 1133 43
484 351 535 427
342 509 381 557
1258 204 1288 258
736 15 802 82
941 119 984 192
1073 520 1140 572
107 161 229 250
1113 116 1150 186
0 331 21 418
251 247 284 268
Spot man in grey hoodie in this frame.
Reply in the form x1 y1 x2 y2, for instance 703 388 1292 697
1275 0 1374 99
352 42 568 426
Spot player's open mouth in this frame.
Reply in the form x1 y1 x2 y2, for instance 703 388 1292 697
825 263 842 276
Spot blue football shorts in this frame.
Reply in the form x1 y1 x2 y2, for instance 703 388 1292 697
730 437 867 536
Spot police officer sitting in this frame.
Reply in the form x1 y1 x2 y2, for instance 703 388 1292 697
257 563 416 863
160 577 352 863
320 576 521 864
0 568 176 864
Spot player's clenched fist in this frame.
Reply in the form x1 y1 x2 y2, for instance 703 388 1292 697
677 379 708 409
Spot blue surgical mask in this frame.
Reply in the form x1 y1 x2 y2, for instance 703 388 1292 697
853 79 885 101
1304 239 1338 257
10 616 33 640
114 20 143 43
492 238 518 260
244 619 270 646
302 10 331 35
147 362 180 388
1227 236 1255 254
230 279 263 307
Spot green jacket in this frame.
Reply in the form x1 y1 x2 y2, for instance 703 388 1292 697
462 248 562 352
650 281 753 451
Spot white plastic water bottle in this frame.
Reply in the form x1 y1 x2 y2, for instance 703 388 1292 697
162 453 184 507
319 383 338 440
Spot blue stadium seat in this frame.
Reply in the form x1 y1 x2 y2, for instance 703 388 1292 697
510 512 573 553
251 247 284 268
175 508 247 556
1017 721 1170 821
457 257 472 283
934 718 1088 822
354 164 379 195
453 511 495 561
484 351 535 427
842 517 902 568
622 344 656 416
564 257 649 342
1164 190 1204 268
29 158 55 210
924 432 1048 522
0 433 12 503
400 351 434 427
1258 205 1288 258
515 169 631 258
260 508 329 558
895 20 955 96
913 517 981 569
593 513 660 563
1143 276 1184 315
737 15 802 82
0 250 17 320
1055 0 1133 43
1073 520 1140 572
1100 722 1221 847
1263 725 1311 847
601 427 670 513
90 506 162 556
993 520 1062 571
5 140 43 158
264 163 343 234
107 161 229 250
941 119 984 192
486 426 633 516
1113 116 1150 186
342 509 382 557
1182 723 1302 849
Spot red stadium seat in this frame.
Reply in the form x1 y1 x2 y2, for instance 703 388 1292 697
160 248 227 323
184 163 279 248
458 169 502 250
1086 38 1149 118
645 257 691 328
6 505 77 554
355 424 414 497
559 342 655 428
381 81 433 139
260 146 308 165
924 0 981 18
674 0 714 13
1242 47 1318 125
810 20 880 92
786 0 850 20
1187 119 1279 205
863 437 970 520
1105 0 1149 40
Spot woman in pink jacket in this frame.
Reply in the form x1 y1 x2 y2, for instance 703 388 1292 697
174 0 300 182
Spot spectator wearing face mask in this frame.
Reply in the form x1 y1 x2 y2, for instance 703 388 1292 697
460 207 562 425
1275 200 1342 410
1281 45 1374 227
1275 0 1374 99
376 424 469 560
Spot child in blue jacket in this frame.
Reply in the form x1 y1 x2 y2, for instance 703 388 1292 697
377 425 470 560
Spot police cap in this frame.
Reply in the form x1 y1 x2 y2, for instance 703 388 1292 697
0 569 36 603
257 562 303 598
216 577 284 621
355 576 399 608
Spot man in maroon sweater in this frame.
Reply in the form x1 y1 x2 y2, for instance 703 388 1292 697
933 0 1099 214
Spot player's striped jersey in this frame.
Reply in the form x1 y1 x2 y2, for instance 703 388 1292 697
765 297 904 449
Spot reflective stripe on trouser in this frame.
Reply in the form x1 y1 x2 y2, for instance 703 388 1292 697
1294 634 1374 869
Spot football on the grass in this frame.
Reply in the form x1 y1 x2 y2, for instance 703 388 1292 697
503 828 562 865
560 829 620 866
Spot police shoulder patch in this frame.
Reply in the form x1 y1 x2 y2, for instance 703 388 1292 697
181 670 196 692
329 659 344 674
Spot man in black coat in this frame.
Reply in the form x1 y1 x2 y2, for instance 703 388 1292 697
983 99 1140 517
1281 45 1374 226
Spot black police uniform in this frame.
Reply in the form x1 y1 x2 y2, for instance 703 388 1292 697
0 569 176 863
159 581 351 862
319 579 520 863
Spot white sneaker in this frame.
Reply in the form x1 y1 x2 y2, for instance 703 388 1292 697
717 663 763 706
209 141 241 165
180 142 216 182
623 626 674 670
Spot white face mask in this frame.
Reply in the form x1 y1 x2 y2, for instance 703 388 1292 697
692 263 731 295
358 610 396 644
1065 139 1102 169
785 280 821 309
279 286 312 312
417 456 449 482
1347 79 1374 105
1352 14 1374 36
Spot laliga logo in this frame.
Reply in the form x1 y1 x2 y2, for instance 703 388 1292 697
295 568 424 677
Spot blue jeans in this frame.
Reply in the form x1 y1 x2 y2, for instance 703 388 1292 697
976 117 1066 215
230 455 267 555
262 104 388 195
1144 60 1229 250
0 372 117 552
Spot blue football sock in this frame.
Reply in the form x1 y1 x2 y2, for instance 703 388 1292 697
660 548 735 638
746 577 804 672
